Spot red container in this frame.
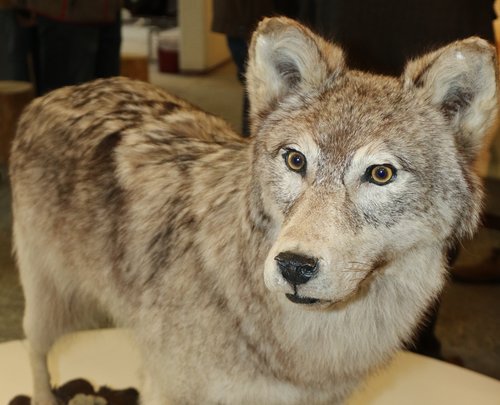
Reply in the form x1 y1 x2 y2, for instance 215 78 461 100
158 48 179 73
157 27 180 73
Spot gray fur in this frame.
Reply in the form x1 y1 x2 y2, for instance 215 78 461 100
10 17 498 405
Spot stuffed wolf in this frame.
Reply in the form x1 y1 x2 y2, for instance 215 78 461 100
10 17 498 405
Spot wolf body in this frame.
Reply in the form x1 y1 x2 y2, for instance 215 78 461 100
10 17 498 405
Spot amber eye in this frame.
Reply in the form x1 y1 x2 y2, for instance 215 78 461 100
367 164 396 185
283 150 306 174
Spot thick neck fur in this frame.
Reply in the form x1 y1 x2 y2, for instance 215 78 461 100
170 137 447 389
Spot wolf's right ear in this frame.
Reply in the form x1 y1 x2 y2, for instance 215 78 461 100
403 38 498 161
246 17 345 132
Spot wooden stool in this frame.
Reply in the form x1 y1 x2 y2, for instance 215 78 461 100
120 54 149 82
0 81 35 165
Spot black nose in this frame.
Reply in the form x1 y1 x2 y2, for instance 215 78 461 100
275 251 319 286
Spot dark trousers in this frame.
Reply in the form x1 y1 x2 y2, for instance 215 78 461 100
0 9 32 81
36 14 121 95
227 36 250 136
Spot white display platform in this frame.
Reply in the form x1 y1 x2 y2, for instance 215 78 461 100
1 328 499 404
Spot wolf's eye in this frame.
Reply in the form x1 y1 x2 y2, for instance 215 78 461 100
283 150 306 174
366 164 396 185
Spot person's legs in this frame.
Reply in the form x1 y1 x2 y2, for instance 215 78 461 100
0 9 31 81
226 36 247 83
36 15 99 94
409 245 460 359
226 36 250 136
410 301 442 358
95 13 122 78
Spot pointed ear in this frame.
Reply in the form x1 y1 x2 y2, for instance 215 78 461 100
246 17 345 130
403 38 498 161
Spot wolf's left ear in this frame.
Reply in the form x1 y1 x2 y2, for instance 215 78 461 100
403 38 498 160
246 17 345 131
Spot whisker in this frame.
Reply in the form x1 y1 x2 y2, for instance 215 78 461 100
341 268 370 273
348 261 371 266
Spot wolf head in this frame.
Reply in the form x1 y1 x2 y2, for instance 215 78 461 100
246 17 498 307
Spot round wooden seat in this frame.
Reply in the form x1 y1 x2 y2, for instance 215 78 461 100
120 54 149 83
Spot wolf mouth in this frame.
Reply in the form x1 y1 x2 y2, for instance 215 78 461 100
285 293 320 305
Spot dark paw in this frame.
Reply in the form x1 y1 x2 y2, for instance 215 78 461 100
9 378 140 405
54 378 95 403
97 386 140 405
8 395 31 405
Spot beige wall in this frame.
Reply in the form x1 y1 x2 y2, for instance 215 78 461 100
178 0 230 72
